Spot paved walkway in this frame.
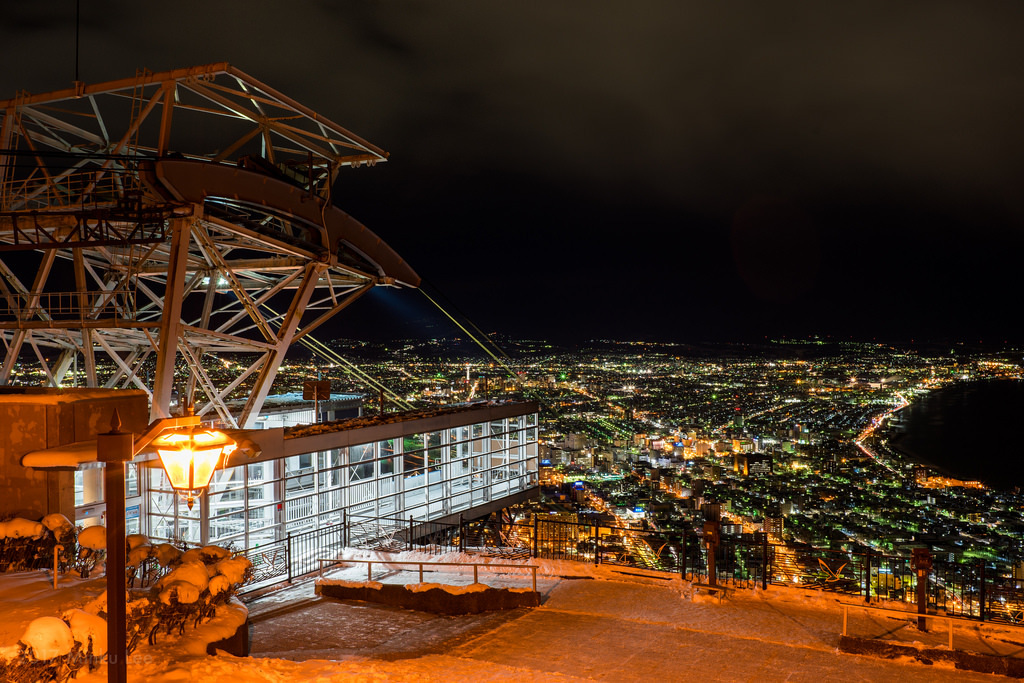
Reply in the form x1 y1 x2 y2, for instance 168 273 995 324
246 568 1020 682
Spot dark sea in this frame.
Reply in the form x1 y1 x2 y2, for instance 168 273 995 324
887 379 1024 490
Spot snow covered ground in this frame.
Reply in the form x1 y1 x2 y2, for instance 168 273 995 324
3 552 1022 681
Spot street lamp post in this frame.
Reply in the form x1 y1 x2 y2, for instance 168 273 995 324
96 410 234 682
96 412 133 683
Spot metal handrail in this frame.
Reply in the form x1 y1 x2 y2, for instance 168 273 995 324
317 558 539 593
840 601 1024 652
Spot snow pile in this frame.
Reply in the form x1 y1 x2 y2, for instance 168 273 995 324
127 544 152 569
152 543 182 567
41 513 75 541
20 617 74 660
213 556 251 584
77 525 106 551
190 545 232 563
318 579 384 590
159 581 201 605
0 518 45 540
62 608 107 657
407 582 490 594
126 534 150 550
208 575 232 596
157 562 210 593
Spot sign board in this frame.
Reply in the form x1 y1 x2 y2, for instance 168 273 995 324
126 504 140 521
302 380 331 401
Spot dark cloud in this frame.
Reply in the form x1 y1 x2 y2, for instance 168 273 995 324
2 1 1023 342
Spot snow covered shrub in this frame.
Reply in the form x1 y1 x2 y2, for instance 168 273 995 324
140 546 252 645
74 525 107 579
0 529 252 674
41 514 78 573
0 517 66 574
0 616 89 683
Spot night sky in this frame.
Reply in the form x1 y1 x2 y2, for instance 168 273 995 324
4 2 1024 344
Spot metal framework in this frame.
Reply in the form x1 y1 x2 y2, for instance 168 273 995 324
0 63 419 427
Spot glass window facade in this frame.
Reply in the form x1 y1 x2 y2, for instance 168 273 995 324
144 410 540 548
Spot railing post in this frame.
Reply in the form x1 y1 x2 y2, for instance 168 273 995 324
761 534 768 591
286 533 293 584
532 566 537 593
593 523 599 566
864 552 871 603
419 563 423 584
532 516 538 558
704 521 720 587
912 548 931 631
343 509 348 548
459 513 465 553
979 561 986 622
408 515 414 551
681 530 687 580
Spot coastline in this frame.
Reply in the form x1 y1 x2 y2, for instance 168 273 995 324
883 378 1024 490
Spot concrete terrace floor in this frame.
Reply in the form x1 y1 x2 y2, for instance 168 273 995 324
244 562 1021 682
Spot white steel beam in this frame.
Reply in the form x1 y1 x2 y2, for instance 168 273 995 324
151 216 191 420
239 261 324 427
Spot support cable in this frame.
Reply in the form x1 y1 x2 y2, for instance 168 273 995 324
419 287 517 379
260 302 414 411
417 284 547 405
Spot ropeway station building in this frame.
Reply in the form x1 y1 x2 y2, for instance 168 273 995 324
2 388 538 551
0 64 540 561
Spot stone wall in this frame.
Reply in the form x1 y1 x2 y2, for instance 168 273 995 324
0 388 148 521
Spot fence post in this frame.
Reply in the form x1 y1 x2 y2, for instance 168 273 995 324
532 516 538 558
912 548 931 631
286 533 293 584
408 515 413 552
681 530 687 580
343 510 348 548
979 561 986 622
761 534 768 591
864 553 871 603
459 514 465 553
704 521 720 587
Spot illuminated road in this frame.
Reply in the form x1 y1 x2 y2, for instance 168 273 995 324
853 392 910 475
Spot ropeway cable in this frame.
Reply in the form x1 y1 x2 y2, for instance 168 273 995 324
261 303 414 411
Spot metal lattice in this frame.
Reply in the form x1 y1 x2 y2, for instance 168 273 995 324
0 64 420 426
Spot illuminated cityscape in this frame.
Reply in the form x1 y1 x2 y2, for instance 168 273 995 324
186 337 1023 564
2 2 1024 680
14 333 1015 567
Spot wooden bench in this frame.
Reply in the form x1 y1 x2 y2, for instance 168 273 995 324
691 583 731 603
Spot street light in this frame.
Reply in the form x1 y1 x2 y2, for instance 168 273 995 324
151 426 236 510
97 410 234 683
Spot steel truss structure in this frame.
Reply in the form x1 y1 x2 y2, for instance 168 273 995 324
0 63 419 427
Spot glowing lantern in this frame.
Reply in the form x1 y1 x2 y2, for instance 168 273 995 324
151 427 236 509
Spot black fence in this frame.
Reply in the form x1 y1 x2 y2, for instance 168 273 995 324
236 523 344 592
515 517 1024 624
233 513 1024 624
